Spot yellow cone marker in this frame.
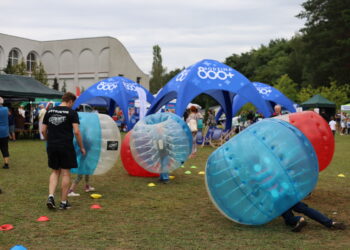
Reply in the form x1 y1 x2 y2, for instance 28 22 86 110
90 193 102 199
169 176 176 180
190 166 197 169
185 170 192 175
198 171 205 175
181 165 185 168
338 174 345 177
148 183 156 187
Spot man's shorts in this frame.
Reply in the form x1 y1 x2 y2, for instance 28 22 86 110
0 137 9 158
47 147 77 170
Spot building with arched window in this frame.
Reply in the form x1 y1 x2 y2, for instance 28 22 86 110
0 33 149 92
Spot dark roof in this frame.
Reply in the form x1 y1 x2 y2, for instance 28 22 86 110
0 74 63 99
301 94 336 108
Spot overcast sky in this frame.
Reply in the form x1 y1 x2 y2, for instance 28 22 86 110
0 0 305 74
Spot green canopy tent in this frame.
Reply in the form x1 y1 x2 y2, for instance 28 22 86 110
0 74 63 100
301 94 336 121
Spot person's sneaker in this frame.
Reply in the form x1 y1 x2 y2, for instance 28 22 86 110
85 185 95 192
68 191 80 197
330 222 346 230
59 201 71 210
159 179 170 184
3 165 9 169
47 196 56 209
292 217 307 232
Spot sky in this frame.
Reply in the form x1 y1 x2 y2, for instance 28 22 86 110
0 0 305 74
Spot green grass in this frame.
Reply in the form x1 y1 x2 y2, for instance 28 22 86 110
0 135 350 249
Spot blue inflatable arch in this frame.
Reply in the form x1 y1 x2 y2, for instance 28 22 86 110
232 82 296 116
73 76 154 130
147 59 271 130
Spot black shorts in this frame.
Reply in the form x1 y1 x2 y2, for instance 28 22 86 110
0 137 9 158
47 147 77 170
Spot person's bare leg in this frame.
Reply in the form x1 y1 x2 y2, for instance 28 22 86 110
61 169 71 201
4 157 9 165
69 182 77 192
49 169 61 195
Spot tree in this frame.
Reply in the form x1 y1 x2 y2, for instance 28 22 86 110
61 81 67 93
297 81 350 108
297 0 350 86
32 62 48 86
273 74 299 102
162 68 183 84
225 39 298 85
149 45 166 94
4 58 28 75
52 78 59 90
3 58 15 74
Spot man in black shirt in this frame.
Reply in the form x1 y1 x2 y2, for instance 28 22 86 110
42 92 86 210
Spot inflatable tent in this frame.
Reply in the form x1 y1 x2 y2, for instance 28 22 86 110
147 59 271 130
73 76 154 130
232 82 296 116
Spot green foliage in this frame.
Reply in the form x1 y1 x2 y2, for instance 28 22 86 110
273 74 299 102
297 81 350 107
297 0 350 86
297 86 315 103
192 94 219 110
149 45 166 94
316 81 350 107
52 78 59 90
4 58 28 75
162 68 183 84
31 62 48 86
61 81 67 93
225 39 295 84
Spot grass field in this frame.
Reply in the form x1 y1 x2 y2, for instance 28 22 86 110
0 134 349 249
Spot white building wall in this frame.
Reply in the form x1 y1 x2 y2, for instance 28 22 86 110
0 33 150 93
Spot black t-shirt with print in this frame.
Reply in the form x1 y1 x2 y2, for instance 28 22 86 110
43 106 79 149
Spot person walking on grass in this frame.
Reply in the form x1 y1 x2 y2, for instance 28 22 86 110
0 97 10 169
186 106 203 158
68 175 95 197
42 92 86 210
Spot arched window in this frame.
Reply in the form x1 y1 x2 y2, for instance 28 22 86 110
8 49 19 66
26 52 36 72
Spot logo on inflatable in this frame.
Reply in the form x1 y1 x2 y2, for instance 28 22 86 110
197 67 234 80
176 69 191 82
96 81 118 91
255 86 272 96
122 81 137 91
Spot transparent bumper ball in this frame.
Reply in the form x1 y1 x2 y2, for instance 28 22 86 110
205 119 319 225
130 112 192 173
